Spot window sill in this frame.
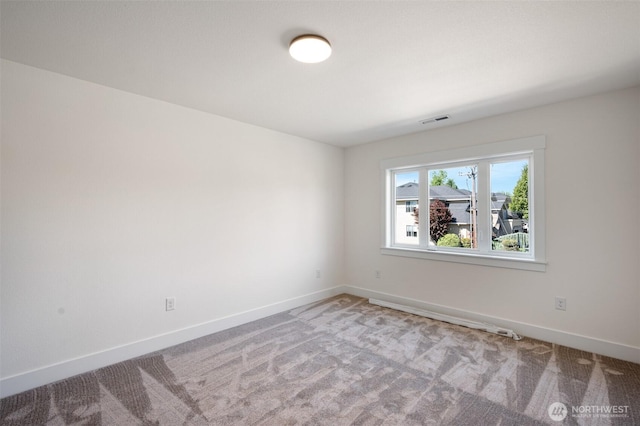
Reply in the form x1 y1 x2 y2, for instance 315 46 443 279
381 247 546 272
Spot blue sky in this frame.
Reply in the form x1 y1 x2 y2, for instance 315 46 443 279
395 159 527 194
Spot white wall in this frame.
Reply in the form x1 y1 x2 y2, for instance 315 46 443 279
2 57 639 397
1 60 344 384
345 87 640 361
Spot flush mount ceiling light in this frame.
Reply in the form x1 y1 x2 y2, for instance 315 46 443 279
289 35 332 63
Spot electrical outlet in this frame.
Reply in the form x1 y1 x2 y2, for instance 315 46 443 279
316 270 321 279
375 270 381 279
555 297 566 311
166 297 176 311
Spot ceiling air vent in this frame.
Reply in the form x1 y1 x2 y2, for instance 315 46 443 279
420 115 450 125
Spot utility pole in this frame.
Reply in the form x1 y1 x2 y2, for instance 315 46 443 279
460 167 477 248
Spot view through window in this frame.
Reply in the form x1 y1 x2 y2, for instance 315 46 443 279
383 136 546 271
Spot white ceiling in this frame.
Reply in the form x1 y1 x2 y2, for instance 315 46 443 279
2 1 639 147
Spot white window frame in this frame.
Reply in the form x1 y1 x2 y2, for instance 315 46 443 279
381 135 546 272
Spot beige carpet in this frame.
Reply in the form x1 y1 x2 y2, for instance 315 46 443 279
1 294 639 425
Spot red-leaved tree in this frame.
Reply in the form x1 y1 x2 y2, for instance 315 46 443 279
413 199 452 244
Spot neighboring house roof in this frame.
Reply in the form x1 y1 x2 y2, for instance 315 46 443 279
395 182 472 201
491 193 511 211
447 203 471 224
396 183 519 224
396 183 523 234
396 182 419 200
430 185 471 200
396 183 472 224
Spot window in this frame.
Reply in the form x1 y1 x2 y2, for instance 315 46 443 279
406 225 418 237
381 135 546 271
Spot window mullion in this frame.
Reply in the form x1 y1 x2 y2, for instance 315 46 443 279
476 161 490 252
389 171 395 246
418 168 429 248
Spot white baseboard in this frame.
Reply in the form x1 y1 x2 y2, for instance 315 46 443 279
0 286 345 398
3 284 637 398
343 285 640 365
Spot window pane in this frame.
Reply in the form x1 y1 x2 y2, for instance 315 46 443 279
394 171 419 245
490 159 529 253
428 166 477 249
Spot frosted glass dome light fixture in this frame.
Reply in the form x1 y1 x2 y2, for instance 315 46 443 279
289 35 332 63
